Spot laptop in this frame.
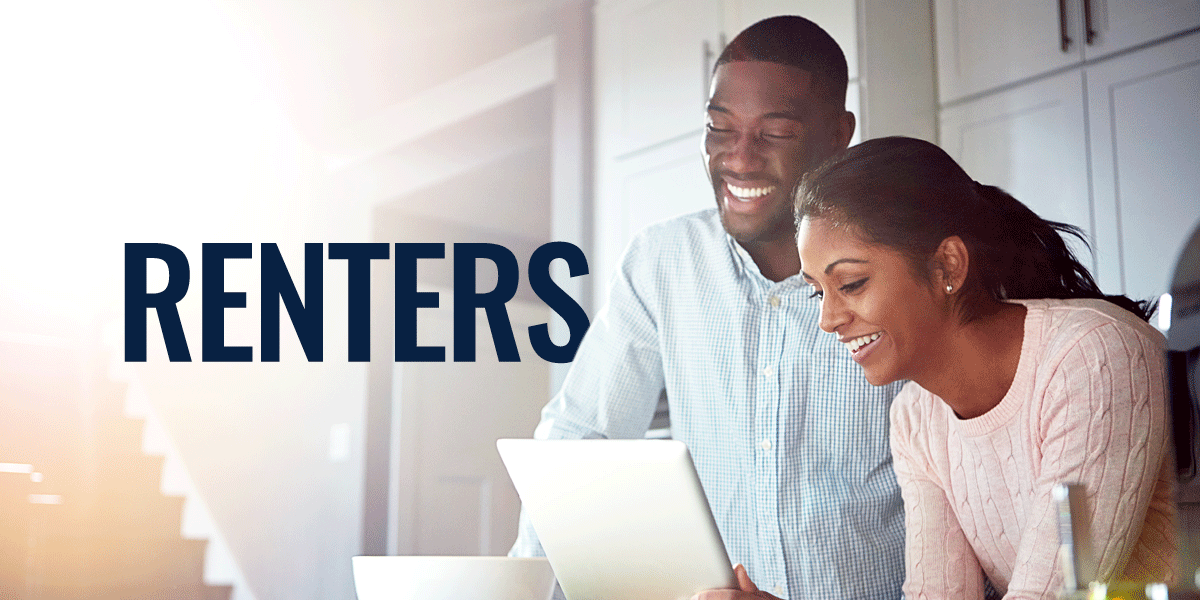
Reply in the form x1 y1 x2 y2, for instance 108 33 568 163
496 438 737 600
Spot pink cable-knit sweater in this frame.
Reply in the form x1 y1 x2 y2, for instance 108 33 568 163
890 298 1177 600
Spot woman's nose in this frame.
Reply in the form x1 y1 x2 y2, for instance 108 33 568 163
817 294 848 334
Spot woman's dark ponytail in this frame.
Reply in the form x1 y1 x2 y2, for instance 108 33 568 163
971 183 1155 322
795 137 1156 323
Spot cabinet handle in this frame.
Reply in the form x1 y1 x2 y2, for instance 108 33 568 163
1058 0 1072 52
703 35 728 102
1083 0 1097 44
703 40 714 100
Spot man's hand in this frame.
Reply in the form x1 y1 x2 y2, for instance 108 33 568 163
692 564 782 600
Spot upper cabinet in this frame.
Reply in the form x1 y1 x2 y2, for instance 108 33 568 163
935 0 1082 103
594 0 721 159
937 2 1200 313
940 71 1093 270
1086 32 1200 302
1085 0 1200 60
934 0 1200 102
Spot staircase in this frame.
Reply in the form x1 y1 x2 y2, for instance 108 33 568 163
0 328 234 600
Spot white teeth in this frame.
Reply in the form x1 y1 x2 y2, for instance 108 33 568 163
727 183 775 200
843 332 881 353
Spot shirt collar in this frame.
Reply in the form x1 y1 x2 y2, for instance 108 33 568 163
724 233 805 291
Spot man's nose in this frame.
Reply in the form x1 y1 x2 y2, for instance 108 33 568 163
721 134 765 174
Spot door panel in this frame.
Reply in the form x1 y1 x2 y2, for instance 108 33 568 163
1088 32 1200 302
940 71 1094 271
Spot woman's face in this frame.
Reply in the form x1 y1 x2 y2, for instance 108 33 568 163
797 217 952 386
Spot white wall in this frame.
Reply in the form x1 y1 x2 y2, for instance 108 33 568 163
2 2 374 598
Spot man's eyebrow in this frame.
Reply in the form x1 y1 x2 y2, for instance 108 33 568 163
824 258 868 274
762 110 805 121
705 105 805 121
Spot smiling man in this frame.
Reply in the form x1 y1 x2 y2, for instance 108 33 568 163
511 16 906 599
705 56 853 281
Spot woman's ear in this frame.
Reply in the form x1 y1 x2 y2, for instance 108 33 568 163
935 236 969 294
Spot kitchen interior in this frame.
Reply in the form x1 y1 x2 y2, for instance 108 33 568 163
0 0 1198 599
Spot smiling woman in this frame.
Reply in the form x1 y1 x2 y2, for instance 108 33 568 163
794 136 1178 599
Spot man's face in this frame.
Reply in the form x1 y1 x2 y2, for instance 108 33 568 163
704 61 850 247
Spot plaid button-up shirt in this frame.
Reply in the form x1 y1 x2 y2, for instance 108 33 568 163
512 209 906 599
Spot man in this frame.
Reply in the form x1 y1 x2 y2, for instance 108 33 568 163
512 16 905 599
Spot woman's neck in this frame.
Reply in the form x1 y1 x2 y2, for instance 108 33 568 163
914 302 1028 420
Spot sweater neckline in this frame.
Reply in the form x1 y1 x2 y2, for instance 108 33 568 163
954 299 1044 437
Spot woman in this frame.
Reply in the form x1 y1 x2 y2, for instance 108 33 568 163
793 137 1177 599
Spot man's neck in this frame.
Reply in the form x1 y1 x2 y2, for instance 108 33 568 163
741 239 801 282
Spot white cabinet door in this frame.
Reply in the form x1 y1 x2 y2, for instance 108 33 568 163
1083 0 1200 61
1087 31 1200 302
594 0 720 159
940 71 1094 271
593 134 713 308
934 0 1084 102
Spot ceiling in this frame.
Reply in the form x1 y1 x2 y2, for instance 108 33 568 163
227 0 555 142
215 0 561 242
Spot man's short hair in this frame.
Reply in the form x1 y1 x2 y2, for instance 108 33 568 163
715 15 848 108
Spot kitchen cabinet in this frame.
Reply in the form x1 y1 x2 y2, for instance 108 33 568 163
1083 0 1200 60
594 0 721 160
935 0 1082 103
1087 31 1200 303
940 71 1095 271
941 30 1200 309
934 0 1200 103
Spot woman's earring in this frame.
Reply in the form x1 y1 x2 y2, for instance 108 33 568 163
945 284 954 294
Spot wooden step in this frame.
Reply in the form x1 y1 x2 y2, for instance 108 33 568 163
6 581 227 600
19 533 209 591
0 334 232 600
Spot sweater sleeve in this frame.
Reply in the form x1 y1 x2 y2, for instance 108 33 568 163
891 386 987 600
1004 321 1174 599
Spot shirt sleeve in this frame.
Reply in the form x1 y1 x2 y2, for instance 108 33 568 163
1004 321 1174 599
891 385 987 600
509 233 667 557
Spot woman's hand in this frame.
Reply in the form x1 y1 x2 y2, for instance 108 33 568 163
692 564 782 600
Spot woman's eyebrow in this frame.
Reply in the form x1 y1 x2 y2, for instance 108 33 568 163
824 258 868 274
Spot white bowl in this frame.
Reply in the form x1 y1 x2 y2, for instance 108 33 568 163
351 556 556 600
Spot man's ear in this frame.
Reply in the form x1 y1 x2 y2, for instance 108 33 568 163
834 110 856 150
935 236 970 292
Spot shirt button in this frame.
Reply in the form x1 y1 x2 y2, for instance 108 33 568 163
759 439 772 451
772 585 784 596
769 296 781 308
762 366 775 377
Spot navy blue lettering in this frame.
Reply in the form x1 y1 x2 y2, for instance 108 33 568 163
124 243 192 362
395 243 445 362
202 243 253 362
329 243 389 362
453 243 519 362
261 243 324 362
527 242 590 363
